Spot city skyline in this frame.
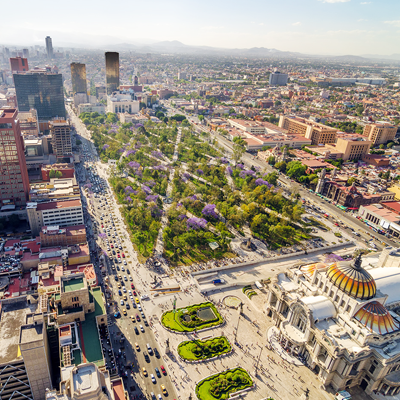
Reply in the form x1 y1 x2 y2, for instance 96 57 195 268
0 0 399 56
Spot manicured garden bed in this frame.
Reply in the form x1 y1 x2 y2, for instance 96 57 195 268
161 302 223 332
178 336 231 361
196 367 253 400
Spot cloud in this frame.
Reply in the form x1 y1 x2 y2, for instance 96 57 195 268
360 1 371 4
384 20 400 27
292 22 301 26
357 19 368 22
318 0 350 3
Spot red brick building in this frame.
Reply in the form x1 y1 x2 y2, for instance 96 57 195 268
41 163 75 181
10 57 29 72
40 225 86 248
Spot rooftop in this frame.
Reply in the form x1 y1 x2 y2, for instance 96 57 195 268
62 277 84 292
35 199 81 211
0 300 37 364
20 320 43 344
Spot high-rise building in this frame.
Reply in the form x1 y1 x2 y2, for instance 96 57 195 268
363 123 397 146
45 36 53 59
9 56 29 72
22 48 29 58
269 71 289 86
50 120 72 160
70 62 87 94
14 70 66 120
0 108 30 206
105 52 119 95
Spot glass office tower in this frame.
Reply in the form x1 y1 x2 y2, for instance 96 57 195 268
70 63 87 94
14 71 66 120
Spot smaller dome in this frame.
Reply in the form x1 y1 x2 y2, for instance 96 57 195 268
327 254 376 300
300 263 327 278
354 301 400 335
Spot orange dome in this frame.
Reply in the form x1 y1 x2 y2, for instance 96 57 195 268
300 263 327 278
327 255 376 300
354 301 400 335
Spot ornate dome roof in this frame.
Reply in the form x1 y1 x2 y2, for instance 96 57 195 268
354 301 400 335
300 262 327 278
327 254 376 300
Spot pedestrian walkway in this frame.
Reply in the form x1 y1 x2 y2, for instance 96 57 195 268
267 326 303 366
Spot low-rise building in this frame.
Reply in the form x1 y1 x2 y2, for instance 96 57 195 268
107 92 139 114
40 225 86 247
29 177 80 202
27 199 84 236
77 103 106 115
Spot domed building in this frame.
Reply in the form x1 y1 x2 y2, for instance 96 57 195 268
265 252 400 397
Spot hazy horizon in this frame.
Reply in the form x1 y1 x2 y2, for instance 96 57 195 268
1 0 399 56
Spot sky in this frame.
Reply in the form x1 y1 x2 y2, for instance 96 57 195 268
1 0 400 55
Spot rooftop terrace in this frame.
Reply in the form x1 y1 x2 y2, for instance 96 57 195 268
62 277 84 293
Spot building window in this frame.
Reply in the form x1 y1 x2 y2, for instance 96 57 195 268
346 305 352 313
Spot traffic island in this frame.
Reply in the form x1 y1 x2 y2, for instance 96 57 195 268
195 367 253 400
161 302 223 333
177 336 232 362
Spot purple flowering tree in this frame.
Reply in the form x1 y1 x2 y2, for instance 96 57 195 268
178 214 187 220
255 178 272 188
152 150 163 159
147 181 156 187
124 186 135 193
142 185 152 194
196 169 204 175
220 157 229 164
145 194 158 202
236 163 244 170
126 149 136 157
186 217 208 230
102 144 110 151
128 161 140 169
150 205 162 219
125 196 133 202
239 170 256 179
202 204 219 219
226 166 233 176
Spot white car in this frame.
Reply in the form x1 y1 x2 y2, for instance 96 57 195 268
141 294 149 300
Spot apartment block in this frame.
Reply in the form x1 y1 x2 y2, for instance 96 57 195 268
26 199 84 235
328 137 372 161
363 123 397 146
279 115 337 145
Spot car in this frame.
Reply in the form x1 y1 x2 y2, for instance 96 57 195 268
135 297 139 302
140 325 144 332
131 284 135 289
122 309 127 316
161 385 167 395
144 352 150 362
120 300 124 306
123 295 127 301
151 374 156 384
154 348 160 358
155 368 161 378
141 294 149 300
135 342 140 351
124 276 127 281
160 365 166 375
147 344 153 355
118 290 122 296
131 315 135 323
136 314 140 322
144 318 149 326
122 287 127 293
126 303 130 310
134 327 139 335
117 254 120 258
129 276 133 281
158 394 162 400
122 253 125 258
142 367 148 377
138 305 142 311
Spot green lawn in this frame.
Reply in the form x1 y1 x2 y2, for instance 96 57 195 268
178 336 231 361
196 368 253 400
161 302 223 332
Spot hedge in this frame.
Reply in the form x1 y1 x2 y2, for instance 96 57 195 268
178 336 231 361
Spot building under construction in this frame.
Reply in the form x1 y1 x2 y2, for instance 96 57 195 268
50 120 72 161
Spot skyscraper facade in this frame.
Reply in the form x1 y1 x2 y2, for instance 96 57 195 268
269 71 289 86
0 108 30 206
45 36 53 59
9 57 29 72
70 62 87 94
105 52 119 95
14 71 66 120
